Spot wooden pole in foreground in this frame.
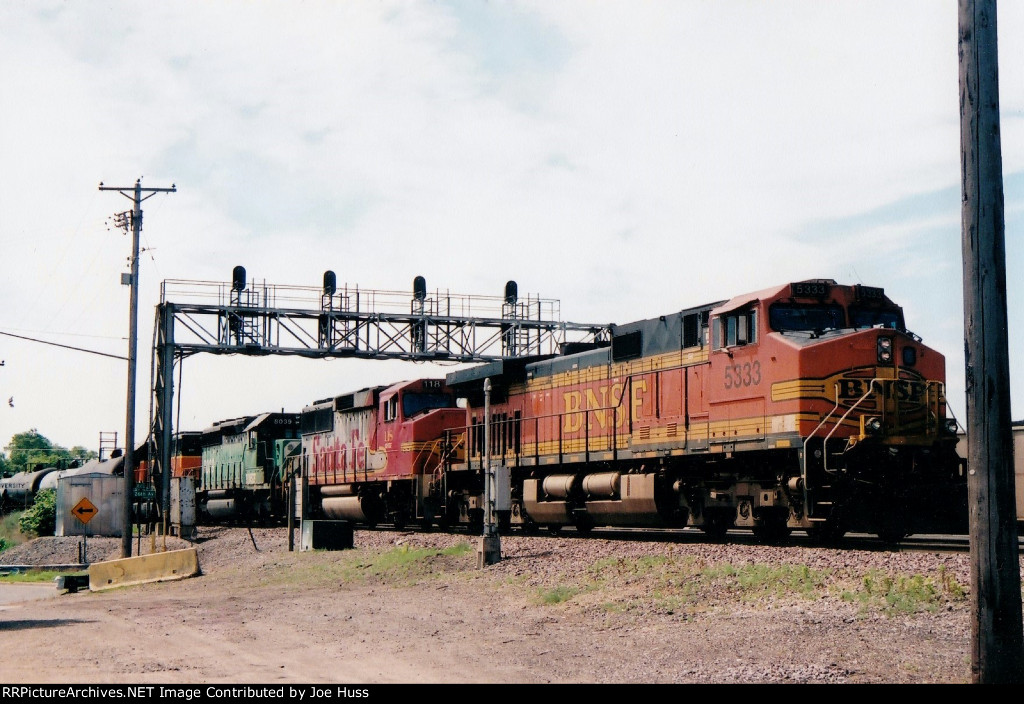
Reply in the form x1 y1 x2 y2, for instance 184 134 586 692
958 0 1024 683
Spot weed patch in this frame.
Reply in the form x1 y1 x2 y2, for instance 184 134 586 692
840 568 968 615
537 585 578 604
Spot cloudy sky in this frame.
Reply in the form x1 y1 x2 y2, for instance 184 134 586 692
1 0 1022 454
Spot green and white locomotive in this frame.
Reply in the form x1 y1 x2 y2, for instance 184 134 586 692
198 412 301 523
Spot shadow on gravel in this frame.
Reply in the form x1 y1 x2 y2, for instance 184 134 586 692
499 551 555 560
0 618 93 631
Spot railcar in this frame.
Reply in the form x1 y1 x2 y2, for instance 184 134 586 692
443 279 967 542
300 378 466 528
135 432 202 485
198 412 301 523
956 422 1024 532
0 465 61 512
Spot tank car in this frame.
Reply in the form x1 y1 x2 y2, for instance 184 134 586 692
442 279 967 542
300 378 466 528
198 412 301 523
0 465 61 512
39 455 122 493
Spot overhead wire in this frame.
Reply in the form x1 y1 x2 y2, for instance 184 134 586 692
0 329 128 361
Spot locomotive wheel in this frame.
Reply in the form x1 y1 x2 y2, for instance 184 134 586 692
547 525 563 535
520 519 540 535
751 516 791 545
806 520 847 545
701 510 733 540
874 501 910 544
573 516 594 535
876 524 909 545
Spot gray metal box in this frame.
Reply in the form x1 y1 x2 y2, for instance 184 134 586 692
300 520 354 551
170 477 197 540
494 464 511 511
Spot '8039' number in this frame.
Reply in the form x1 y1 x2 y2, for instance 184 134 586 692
723 361 761 389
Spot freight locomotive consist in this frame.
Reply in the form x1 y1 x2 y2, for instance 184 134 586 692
189 279 968 542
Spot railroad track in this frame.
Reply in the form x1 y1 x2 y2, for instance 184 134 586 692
352 521 996 553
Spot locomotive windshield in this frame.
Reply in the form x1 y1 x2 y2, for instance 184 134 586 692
849 306 904 331
403 392 455 417
768 303 845 333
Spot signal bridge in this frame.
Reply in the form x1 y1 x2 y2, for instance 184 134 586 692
148 269 611 521
156 269 609 361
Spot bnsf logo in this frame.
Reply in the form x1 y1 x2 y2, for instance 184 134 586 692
837 378 929 404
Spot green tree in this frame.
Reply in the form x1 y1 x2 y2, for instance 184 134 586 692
69 446 98 464
4 429 88 474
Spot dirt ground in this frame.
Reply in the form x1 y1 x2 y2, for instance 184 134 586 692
0 525 982 684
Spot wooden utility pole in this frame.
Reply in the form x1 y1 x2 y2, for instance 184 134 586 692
100 178 176 558
958 0 1024 683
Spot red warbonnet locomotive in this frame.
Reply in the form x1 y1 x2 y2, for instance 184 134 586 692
300 378 465 529
290 279 966 543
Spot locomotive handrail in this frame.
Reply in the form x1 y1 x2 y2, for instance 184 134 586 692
821 378 884 475
465 403 624 468
801 378 880 516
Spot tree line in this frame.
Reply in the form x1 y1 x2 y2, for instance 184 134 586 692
0 429 98 477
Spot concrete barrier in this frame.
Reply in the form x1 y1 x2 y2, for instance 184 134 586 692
88 548 201 591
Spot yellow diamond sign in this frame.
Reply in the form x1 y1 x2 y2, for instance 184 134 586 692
71 497 98 525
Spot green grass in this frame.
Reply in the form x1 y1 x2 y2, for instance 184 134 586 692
0 511 29 549
519 553 966 619
0 569 84 583
537 585 578 604
699 562 829 600
839 567 968 615
259 541 475 588
349 542 473 578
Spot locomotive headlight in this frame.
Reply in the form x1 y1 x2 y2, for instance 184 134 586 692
864 417 883 435
876 336 893 364
944 419 960 434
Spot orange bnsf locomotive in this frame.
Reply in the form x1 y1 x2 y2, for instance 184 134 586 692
440 279 967 542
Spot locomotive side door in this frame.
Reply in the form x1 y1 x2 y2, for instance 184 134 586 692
708 306 766 449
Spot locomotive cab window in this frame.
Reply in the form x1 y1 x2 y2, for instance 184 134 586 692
768 303 845 333
384 396 399 422
403 392 455 418
712 310 757 350
849 305 905 332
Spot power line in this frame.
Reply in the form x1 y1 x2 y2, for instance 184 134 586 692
0 330 128 361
